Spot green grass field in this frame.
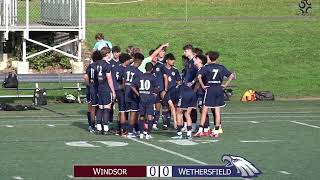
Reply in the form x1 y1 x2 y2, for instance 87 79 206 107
85 0 320 98
1 101 320 179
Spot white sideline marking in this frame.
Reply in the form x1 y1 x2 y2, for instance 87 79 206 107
250 121 259 124
6 125 14 128
67 174 73 178
290 121 320 129
223 115 320 119
47 124 55 127
87 0 144 5
129 138 207 165
278 171 291 175
222 111 319 115
240 140 281 143
12 176 24 180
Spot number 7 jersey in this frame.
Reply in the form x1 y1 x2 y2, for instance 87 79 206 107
199 63 232 87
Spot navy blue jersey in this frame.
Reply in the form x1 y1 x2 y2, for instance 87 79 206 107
198 63 232 87
182 58 198 84
124 65 143 102
85 63 97 86
132 73 159 104
93 60 112 91
109 59 122 90
195 67 207 95
163 66 181 90
152 62 165 91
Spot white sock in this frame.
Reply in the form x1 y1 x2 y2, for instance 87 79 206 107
187 130 192 136
103 125 109 132
153 124 157 128
177 131 182 136
183 122 187 128
97 124 102 131
204 128 209 132
198 127 203 132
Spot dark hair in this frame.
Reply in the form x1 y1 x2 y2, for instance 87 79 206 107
145 62 153 72
91 50 103 62
133 52 145 62
149 49 155 56
119 53 131 64
196 54 207 65
183 44 194 51
112 46 121 53
206 51 220 61
164 53 175 61
194 47 203 55
100 47 111 57
95 33 104 40
156 44 167 52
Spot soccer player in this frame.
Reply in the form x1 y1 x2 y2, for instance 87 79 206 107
93 33 113 51
93 50 116 135
117 53 134 136
138 43 169 73
182 44 199 132
193 54 212 137
84 52 100 133
109 46 123 132
124 53 144 138
131 62 159 140
197 51 235 137
162 53 180 130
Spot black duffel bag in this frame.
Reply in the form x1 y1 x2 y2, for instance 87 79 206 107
255 91 275 101
2 72 18 88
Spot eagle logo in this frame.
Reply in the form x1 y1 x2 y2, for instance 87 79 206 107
222 155 262 178
172 72 175 76
156 67 160 72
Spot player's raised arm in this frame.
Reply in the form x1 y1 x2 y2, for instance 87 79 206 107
150 43 169 62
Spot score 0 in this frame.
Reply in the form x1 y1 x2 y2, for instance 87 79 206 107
146 166 172 178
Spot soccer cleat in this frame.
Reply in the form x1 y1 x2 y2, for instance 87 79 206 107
152 124 159 131
194 131 204 137
181 127 187 133
219 128 223 134
171 135 183 139
88 126 95 134
210 130 219 138
127 133 137 138
186 134 193 140
139 133 144 139
162 125 168 130
146 134 153 140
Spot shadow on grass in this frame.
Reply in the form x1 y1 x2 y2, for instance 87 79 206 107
72 121 88 131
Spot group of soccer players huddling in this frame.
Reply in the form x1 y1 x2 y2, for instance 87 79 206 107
84 35 235 140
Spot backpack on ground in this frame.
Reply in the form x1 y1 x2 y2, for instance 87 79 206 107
2 72 18 88
33 88 47 106
255 91 275 101
241 89 256 102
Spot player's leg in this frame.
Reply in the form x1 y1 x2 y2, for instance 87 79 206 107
191 109 197 132
138 103 146 139
172 108 183 139
168 100 177 129
153 93 161 130
146 114 154 140
101 92 112 134
116 90 127 136
184 108 193 139
194 105 209 137
211 107 221 137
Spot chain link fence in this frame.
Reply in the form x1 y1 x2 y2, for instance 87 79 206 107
1 0 81 27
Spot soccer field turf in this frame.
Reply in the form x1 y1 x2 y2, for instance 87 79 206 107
0 101 319 180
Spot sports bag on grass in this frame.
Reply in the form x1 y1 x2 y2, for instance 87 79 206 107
255 91 275 101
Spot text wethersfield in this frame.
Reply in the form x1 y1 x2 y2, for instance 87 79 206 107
173 166 234 177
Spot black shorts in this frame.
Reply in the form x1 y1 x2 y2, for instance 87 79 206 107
115 90 126 112
155 92 162 103
177 85 197 110
98 90 112 106
89 86 99 106
204 86 226 108
139 103 155 116
162 88 179 106
125 100 139 112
